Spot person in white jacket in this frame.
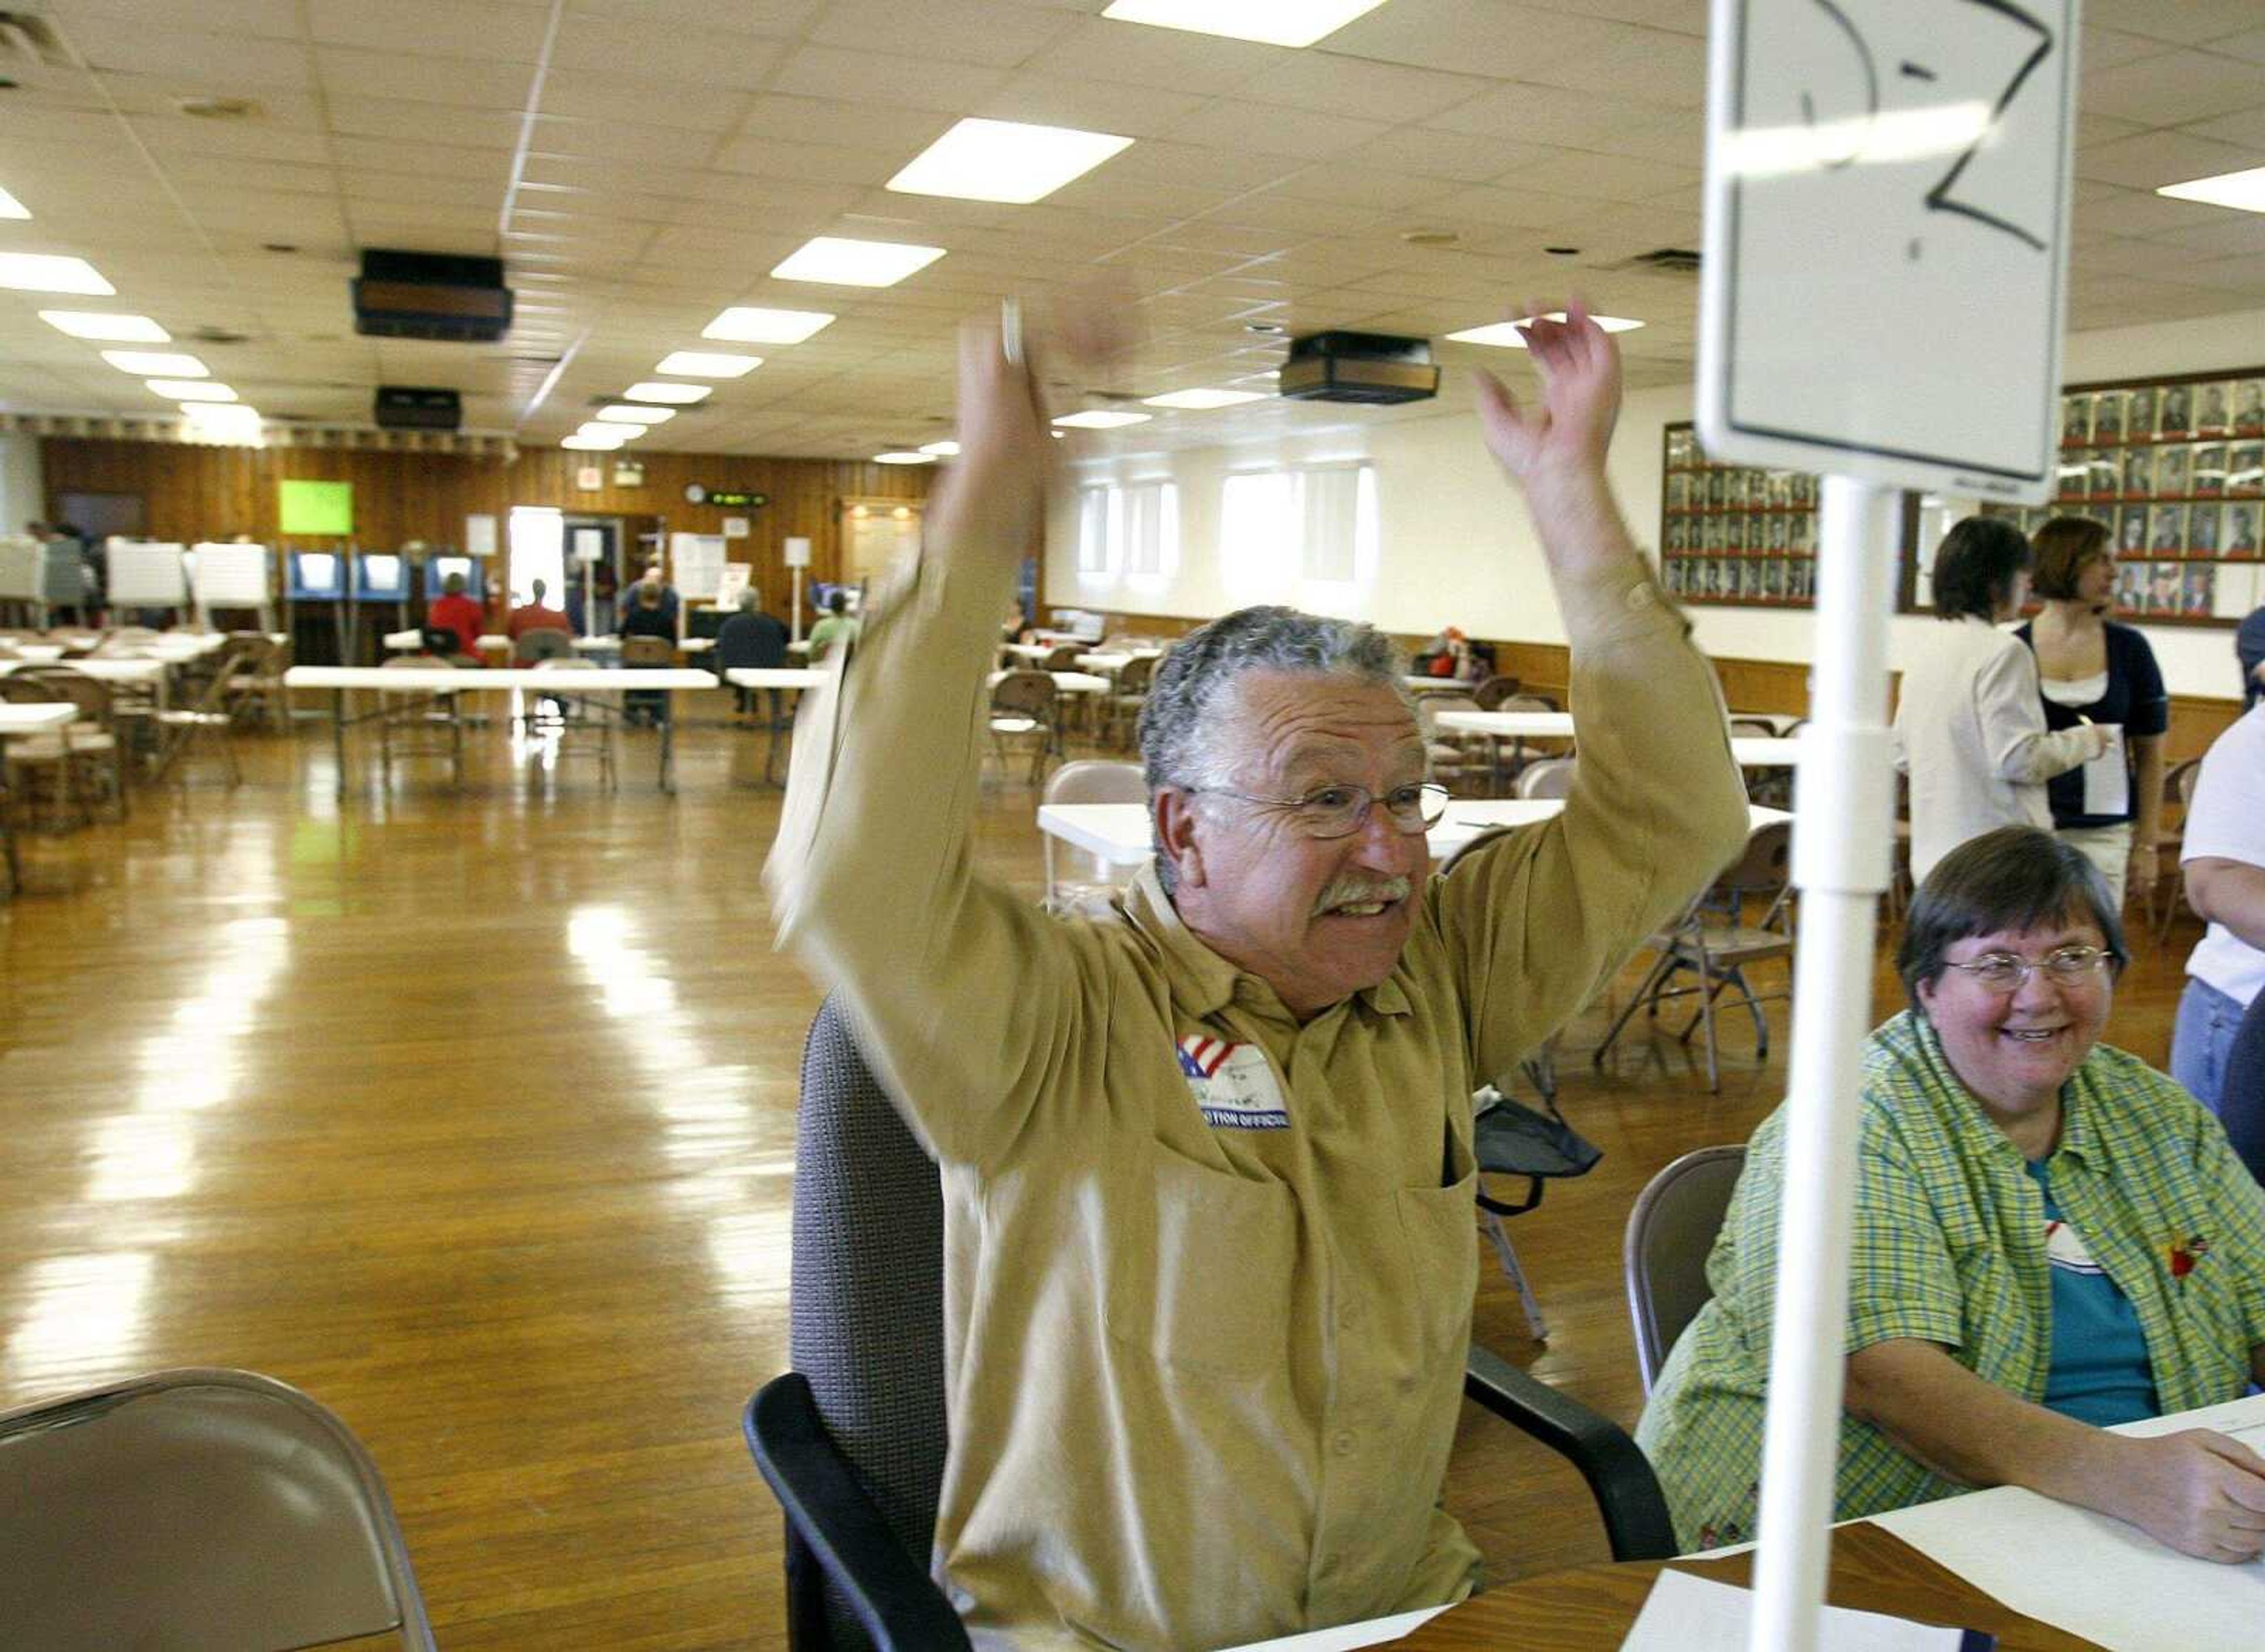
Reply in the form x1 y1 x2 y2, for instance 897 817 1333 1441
1895 516 2109 885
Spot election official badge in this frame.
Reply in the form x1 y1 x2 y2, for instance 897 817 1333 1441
1176 1034 1289 1130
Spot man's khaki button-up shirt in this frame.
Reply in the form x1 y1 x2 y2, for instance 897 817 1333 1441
771 546 1747 1650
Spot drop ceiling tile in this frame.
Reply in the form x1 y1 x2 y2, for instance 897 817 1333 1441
1022 17 1286 95
974 74 1209 139
56 15 314 86
1322 0 1633 80
1521 27 1708 107
1511 145 1700 203
2081 0 2265 47
2144 214 2265 260
51 0 306 35
538 73 756 134
808 0 1081 65
326 97 526 151
1233 52 1495 124
709 137 921 188
2185 104 2265 150
548 15 795 87
331 137 516 183
2083 49 2265 126
1339 125 1554 183
307 0 556 62
1427 80 1661 147
316 48 536 110
2075 128 2265 191
1104 139 1299 194
2067 185 2228 238
527 116 723 168
1161 100 1391 161
771 45 1011 114
733 95 954 153
124 113 329 163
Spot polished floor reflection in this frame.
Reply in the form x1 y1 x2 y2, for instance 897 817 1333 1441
0 714 2194 1649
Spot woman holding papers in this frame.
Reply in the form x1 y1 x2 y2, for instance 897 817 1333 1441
2015 516 2169 911
1639 828 2265 1561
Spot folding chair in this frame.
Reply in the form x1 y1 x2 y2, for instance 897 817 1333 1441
0 1367 435 1651
987 669 1057 786
1039 758 1144 914
1624 1145 1746 1394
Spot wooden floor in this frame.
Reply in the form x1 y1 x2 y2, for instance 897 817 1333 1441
0 709 2198 1650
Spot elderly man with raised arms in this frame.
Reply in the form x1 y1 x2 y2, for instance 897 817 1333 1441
768 304 1748 1650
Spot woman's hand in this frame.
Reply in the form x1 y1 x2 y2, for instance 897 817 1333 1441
2104 1429 2265 1562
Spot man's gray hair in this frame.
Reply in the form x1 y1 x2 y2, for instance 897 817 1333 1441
1138 605 1409 893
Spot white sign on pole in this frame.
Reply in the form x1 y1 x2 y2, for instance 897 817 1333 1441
571 527 605 566
107 540 191 607
189 542 271 609
465 513 499 558
1698 0 2079 502
669 532 727 603
782 536 812 570
716 563 751 610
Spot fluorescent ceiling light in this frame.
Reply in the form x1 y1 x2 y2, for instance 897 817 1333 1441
101 350 208 377
1723 102 1990 180
1052 409 1153 429
622 381 711 405
182 404 263 445
1446 313 1646 347
887 117 1132 205
148 379 235 402
772 236 946 288
572 422 632 443
562 430 627 451
2158 166 2265 214
702 306 834 344
0 254 114 295
596 403 676 424
874 451 935 465
1143 387 1266 409
918 440 960 456
40 310 169 342
655 350 762 377
0 183 28 219
1101 0 1387 48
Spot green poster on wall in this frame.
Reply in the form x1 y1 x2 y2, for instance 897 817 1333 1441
278 479 354 537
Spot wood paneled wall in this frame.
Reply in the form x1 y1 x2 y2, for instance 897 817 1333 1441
40 439 930 620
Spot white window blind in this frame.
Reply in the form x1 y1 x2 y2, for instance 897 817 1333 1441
1076 488 1109 573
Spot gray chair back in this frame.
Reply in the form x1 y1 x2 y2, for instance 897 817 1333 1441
1624 1145 1746 1394
513 628 573 664
1515 757 1575 799
790 997 950 1650
0 1367 434 1651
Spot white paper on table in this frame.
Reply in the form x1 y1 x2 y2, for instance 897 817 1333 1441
2080 722 2129 816
1872 1394 2265 1651
1619 1570 1975 1651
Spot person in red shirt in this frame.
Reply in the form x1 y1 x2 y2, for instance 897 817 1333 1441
425 572 485 658
506 577 573 641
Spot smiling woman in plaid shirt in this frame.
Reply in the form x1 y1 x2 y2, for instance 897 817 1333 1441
1638 826 2265 1563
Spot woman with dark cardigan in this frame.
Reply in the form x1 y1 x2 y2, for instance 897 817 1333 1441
2016 515 2168 911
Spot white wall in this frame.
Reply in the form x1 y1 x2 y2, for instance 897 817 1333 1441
1047 304 2265 700
0 434 42 538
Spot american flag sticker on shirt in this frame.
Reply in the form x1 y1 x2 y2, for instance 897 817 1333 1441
1176 1034 1289 1129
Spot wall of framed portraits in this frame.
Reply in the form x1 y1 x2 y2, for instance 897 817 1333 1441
1962 367 2263 629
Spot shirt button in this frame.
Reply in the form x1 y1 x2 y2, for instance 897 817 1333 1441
1332 1430 1357 1456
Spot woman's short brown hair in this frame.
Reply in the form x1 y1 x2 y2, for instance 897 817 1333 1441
2030 515 2111 601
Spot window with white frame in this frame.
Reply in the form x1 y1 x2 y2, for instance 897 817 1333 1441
1221 464 1377 586
1076 487 1109 574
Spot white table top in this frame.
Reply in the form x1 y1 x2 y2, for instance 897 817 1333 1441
1729 736 1801 767
475 633 512 653
284 665 719 691
787 638 812 656
1434 710 1575 738
382 629 424 651
1403 675 1485 696
723 667 828 689
989 668 1111 695
1076 649 1163 671
1002 641 1063 662
0 656 165 684
1039 799 1795 869
109 632 233 660
572 636 618 653
0 703 77 734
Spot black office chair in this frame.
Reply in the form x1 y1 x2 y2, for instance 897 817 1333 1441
743 998 1673 1652
2215 990 2265 1189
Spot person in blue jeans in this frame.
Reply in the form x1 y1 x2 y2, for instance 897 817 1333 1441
2172 702 2265 1112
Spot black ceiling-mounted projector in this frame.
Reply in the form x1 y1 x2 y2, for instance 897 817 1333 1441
1278 330 1440 405
353 249 513 343
374 386 462 431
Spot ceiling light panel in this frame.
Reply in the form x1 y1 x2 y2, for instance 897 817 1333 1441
702 306 836 344
772 236 946 287
1445 313 1646 347
887 118 1134 205
1100 0 1388 48
0 184 32 219
918 440 960 456
598 404 676 423
874 451 935 464
622 382 713 405
102 350 209 376
1143 387 1267 409
2157 167 2265 215
0 254 114 295
148 380 236 401
1053 410 1153 429
655 350 763 377
562 431 628 451
40 311 170 342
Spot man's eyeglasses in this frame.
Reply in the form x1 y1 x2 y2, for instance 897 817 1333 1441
1191 781 1451 841
1942 945 2115 993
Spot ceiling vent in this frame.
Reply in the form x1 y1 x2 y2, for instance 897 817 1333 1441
0 11 68 68
1616 247 1702 275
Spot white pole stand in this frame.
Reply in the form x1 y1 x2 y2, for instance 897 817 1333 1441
1747 475 1900 1652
